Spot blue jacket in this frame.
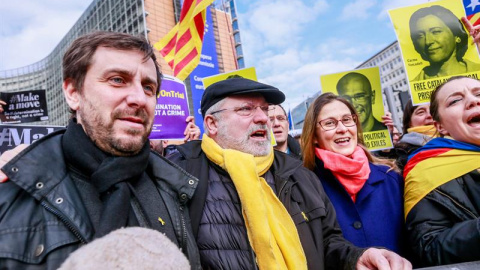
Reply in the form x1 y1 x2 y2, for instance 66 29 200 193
314 158 405 255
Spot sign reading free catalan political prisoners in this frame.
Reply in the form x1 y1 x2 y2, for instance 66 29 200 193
389 0 480 105
0 90 49 123
149 75 191 140
320 67 393 151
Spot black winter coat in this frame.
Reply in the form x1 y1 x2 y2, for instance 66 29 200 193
0 130 201 269
287 134 302 159
406 169 480 267
169 141 365 270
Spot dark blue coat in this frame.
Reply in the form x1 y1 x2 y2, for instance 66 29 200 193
314 158 405 255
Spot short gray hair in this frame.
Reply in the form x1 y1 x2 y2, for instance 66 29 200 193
203 98 227 135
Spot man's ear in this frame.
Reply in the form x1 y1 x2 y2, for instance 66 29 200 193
204 115 218 136
434 121 449 136
63 79 81 111
162 140 169 148
371 90 376 105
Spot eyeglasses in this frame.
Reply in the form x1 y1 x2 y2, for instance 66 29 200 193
341 93 370 103
269 115 287 122
210 103 274 117
318 114 357 131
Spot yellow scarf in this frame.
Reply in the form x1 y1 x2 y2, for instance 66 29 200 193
407 125 437 137
201 135 307 270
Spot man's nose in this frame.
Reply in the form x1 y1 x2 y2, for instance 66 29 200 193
335 121 349 133
126 82 148 107
271 118 281 126
253 107 268 123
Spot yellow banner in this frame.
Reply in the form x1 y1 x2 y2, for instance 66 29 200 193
202 67 258 88
389 0 480 105
320 67 393 151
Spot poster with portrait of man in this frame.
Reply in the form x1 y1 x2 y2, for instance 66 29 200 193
389 0 480 105
320 67 393 151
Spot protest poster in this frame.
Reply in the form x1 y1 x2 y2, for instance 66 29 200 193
202 67 277 146
202 67 257 88
188 8 220 134
0 124 64 154
0 90 49 123
320 67 393 151
389 0 480 105
149 75 190 140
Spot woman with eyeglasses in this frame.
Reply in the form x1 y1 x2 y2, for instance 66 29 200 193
300 92 406 255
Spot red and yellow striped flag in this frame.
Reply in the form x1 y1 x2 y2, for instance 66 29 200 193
154 0 214 81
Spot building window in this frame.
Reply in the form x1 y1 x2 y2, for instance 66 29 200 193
235 46 243 57
233 20 239 31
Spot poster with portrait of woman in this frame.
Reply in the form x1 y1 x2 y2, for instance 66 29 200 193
320 67 393 151
389 0 480 105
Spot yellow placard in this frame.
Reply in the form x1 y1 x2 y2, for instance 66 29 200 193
320 67 393 151
389 0 480 105
202 67 258 89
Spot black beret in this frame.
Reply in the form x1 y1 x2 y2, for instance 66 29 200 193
201 78 285 117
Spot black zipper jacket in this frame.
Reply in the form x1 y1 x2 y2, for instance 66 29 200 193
0 130 201 269
169 140 365 270
406 169 480 267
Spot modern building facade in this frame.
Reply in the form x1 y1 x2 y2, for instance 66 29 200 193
0 0 243 126
291 40 410 131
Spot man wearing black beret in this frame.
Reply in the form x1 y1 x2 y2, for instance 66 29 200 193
169 77 411 270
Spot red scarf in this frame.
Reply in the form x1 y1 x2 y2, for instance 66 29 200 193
315 146 371 202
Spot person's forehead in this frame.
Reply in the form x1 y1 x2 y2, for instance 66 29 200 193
414 104 429 112
272 105 286 116
341 79 369 93
223 93 267 105
319 100 350 117
415 15 448 29
439 78 480 97
91 47 156 71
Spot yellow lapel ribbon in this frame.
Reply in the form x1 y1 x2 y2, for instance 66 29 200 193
201 135 307 270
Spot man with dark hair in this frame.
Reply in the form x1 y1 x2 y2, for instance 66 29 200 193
0 31 200 269
337 72 385 132
269 104 301 159
169 77 411 269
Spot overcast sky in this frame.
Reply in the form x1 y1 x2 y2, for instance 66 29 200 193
0 0 431 107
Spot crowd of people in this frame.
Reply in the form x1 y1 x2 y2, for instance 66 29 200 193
0 15 479 270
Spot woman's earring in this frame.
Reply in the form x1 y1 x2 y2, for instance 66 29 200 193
456 37 461 43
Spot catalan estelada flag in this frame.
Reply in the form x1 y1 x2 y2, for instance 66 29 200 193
154 0 214 81
464 0 480 26
403 138 480 219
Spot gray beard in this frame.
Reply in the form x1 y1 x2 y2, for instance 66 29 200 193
216 123 272 156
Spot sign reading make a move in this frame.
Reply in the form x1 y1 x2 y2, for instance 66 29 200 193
0 90 49 124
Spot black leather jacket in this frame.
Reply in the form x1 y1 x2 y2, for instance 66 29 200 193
0 130 201 270
406 169 480 267
169 141 365 270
